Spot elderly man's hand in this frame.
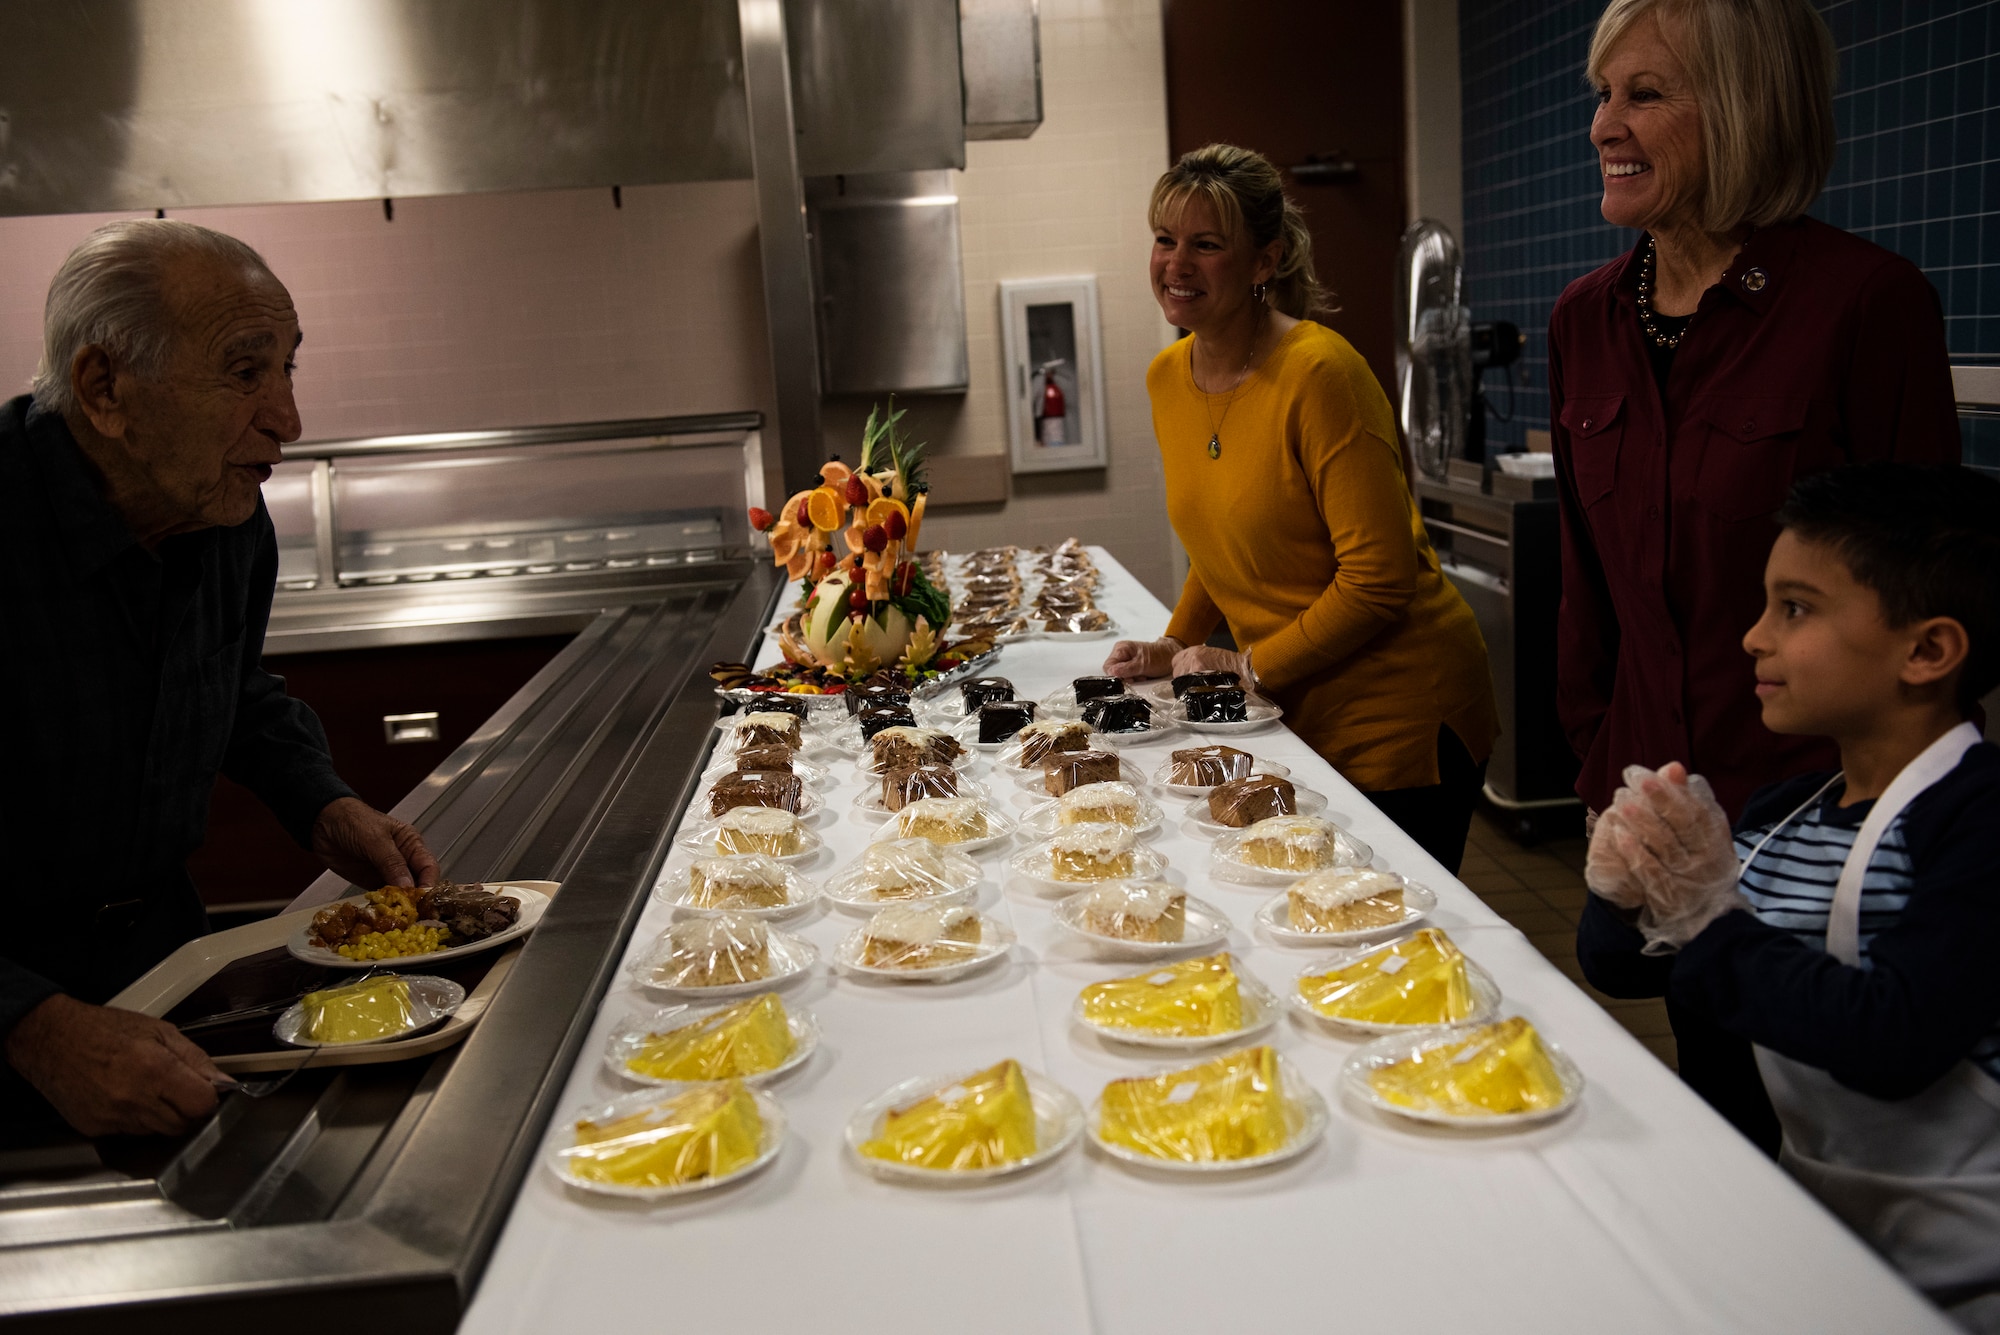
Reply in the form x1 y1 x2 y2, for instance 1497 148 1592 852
311 796 438 889
1169 643 1254 687
5 995 226 1137
1102 637 1181 680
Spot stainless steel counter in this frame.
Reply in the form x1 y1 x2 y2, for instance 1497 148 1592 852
0 556 782 1332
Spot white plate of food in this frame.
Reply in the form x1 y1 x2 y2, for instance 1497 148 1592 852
851 777 996 822
273 974 466 1047
1255 874 1437 946
700 753 834 790
1183 784 1329 837
1069 955 1280 1049
627 917 820 998
1007 826 1169 892
868 798 1017 855
547 1083 787 1200
1086 1049 1326 1174
821 839 985 914
1340 1019 1585 1129
1157 696 1285 735
1018 784 1167 839
676 811 825 864
1208 818 1373 887
1287 934 1503 1035
1051 884 1231 959
291 883 550 969
697 780 825 822
844 1063 1083 1183
1150 754 1290 797
653 856 820 918
832 909 1017 983
1037 618 1121 641
603 998 820 1087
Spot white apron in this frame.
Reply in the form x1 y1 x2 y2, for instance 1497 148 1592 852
1739 723 2000 1328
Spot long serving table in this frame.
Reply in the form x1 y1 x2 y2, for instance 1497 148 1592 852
460 548 1949 1334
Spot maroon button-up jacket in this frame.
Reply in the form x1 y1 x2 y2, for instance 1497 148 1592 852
1549 217 1960 819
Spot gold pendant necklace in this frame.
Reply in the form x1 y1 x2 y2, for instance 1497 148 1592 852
1194 311 1265 461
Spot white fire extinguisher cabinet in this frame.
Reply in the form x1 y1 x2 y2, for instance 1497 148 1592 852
999 275 1108 473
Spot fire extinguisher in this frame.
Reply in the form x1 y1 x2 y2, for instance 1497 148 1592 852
1036 360 1068 447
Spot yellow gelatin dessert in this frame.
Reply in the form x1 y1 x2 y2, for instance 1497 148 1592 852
302 976 416 1043
1098 1045 1290 1163
566 1081 763 1187
1296 927 1474 1026
1078 952 1242 1036
1367 1017 1568 1118
623 994 795 1081
858 1059 1038 1171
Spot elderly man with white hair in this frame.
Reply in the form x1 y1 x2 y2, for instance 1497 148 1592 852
0 219 437 1140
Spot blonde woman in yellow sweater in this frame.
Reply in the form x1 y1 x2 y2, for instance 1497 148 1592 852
1104 144 1499 872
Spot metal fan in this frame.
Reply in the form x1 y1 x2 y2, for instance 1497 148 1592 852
1393 219 1473 482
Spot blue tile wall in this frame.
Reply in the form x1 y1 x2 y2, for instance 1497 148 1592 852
1458 0 1999 464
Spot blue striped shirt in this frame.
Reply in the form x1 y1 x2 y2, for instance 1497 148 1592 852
1738 786 2000 1081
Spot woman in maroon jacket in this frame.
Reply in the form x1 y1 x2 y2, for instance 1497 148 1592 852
1554 0 1959 1144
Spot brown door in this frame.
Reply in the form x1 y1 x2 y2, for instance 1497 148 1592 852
1162 0 1407 391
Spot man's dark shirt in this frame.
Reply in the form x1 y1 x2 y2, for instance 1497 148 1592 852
0 394 353 1038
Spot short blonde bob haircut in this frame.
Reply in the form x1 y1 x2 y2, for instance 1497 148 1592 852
1149 143 1328 320
1587 0 1837 231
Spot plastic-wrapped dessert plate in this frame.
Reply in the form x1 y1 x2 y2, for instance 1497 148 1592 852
1019 786 1167 839
1052 886 1232 959
1150 757 1290 798
821 839 984 914
627 918 820 998
1287 930 1502 1035
1160 696 1284 735
1340 1018 1584 1129
868 798 1017 854
547 1083 787 1200
604 997 820 1087
1208 818 1373 887
652 856 821 918
851 776 995 822
1086 1048 1327 1174
700 752 833 790
1184 784 1329 837
675 811 824 864
274 974 465 1047
1069 953 1280 1050
1256 879 1438 946
844 1064 1084 1183
1007 827 1168 892
833 908 1017 983
696 775 826 821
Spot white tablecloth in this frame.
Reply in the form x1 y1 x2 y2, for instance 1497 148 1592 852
461 549 1949 1334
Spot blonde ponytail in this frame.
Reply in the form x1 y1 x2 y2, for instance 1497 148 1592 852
1149 143 1330 319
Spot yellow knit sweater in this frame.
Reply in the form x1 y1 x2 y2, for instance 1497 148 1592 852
1150 321 1498 790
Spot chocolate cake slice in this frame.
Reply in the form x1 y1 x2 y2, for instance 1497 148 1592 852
960 677 1015 710
1083 695 1152 733
1016 720 1092 766
748 695 812 721
1183 685 1248 722
1167 745 1254 786
858 705 917 741
978 701 1036 743
1207 774 1297 827
708 770 806 817
732 744 796 773
845 682 912 716
881 763 962 811
1171 670 1241 698
1045 749 1121 795
1072 675 1124 702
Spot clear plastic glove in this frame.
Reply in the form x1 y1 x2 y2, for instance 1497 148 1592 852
1601 762 1745 953
1583 807 1646 910
1169 643 1255 687
1102 637 1180 680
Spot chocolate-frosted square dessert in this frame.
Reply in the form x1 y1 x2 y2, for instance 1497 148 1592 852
732 744 796 773
708 770 805 817
1045 749 1121 795
1171 670 1241 698
978 701 1036 743
845 682 911 716
960 677 1015 711
1072 675 1124 703
749 695 812 721
1183 686 1248 722
858 705 917 741
1207 773 1296 827
1167 745 1254 787
1083 695 1152 734
881 763 962 811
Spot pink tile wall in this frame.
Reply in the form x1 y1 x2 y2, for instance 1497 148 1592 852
0 180 777 443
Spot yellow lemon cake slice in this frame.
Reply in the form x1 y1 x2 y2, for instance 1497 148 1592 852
623 994 795 1082
1296 927 1474 1026
1078 952 1242 1036
567 1081 763 1187
1367 1017 1567 1117
1098 1045 1289 1163
302 976 416 1044
858 1059 1038 1170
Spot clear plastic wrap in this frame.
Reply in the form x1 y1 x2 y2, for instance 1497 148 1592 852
1066 879 1186 942
1081 695 1156 734
552 1082 782 1196
1210 816 1372 885
730 711 804 750
880 763 963 811
853 1059 1039 1171
1343 1017 1583 1126
606 994 814 1084
1041 749 1124 796
878 796 1012 850
1589 763 1744 952
677 808 821 862
628 914 818 994
1010 719 1095 768
823 838 982 910
1076 952 1244 1037
654 855 815 916
276 974 465 1046
1207 774 1296 827
1042 610 1115 635
850 903 989 970
1292 927 1500 1030
1153 749 1287 795
1285 869 1411 933
705 769 810 818
1094 1046 1320 1167
867 726 965 772
702 749 830 790
1020 784 1164 838
1008 822 1165 886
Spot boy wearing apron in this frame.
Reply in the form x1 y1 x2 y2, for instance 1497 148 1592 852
1579 463 2000 1331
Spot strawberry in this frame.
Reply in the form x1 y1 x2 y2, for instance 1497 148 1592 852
795 498 812 526
747 506 775 531
884 511 907 541
863 524 888 553
844 475 869 506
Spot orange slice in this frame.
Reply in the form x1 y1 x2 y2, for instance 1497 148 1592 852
865 496 910 530
806 487 843 532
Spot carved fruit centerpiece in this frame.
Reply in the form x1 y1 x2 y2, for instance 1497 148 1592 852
710 403 994 699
